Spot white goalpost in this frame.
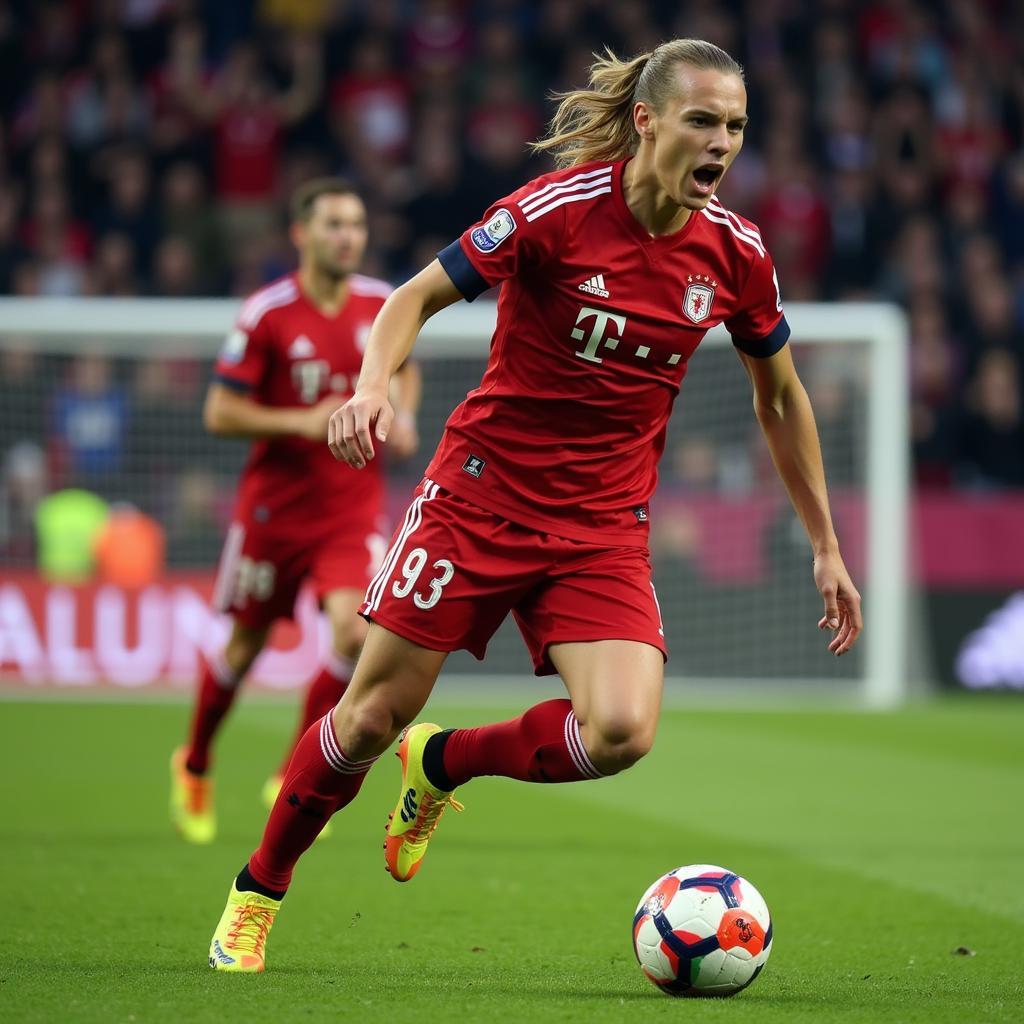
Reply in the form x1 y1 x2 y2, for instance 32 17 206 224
0 298 909 707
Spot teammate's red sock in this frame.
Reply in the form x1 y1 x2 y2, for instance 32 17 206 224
184 653 243 775
277 651 354 776
248 713 376 892
439 699 603 786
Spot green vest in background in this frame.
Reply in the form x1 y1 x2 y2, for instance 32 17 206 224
34 489 110 583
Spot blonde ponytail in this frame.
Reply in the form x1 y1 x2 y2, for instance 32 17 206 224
530 39 744 168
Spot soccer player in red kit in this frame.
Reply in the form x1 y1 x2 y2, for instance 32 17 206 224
170 178 420 844
207 40 861 971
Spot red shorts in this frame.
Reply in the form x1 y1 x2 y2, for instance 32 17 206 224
213 516 389 630
360 479 667 675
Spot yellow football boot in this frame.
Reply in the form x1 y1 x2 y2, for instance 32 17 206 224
384 723 463 882
208 882 281 973
170 747 215 844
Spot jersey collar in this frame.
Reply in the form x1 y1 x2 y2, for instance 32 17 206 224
294 270 351 321
612 157 700 252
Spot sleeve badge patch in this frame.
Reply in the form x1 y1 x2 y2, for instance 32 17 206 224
220 328 249 363
470 208 517 252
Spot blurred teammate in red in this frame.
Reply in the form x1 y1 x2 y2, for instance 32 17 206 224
170 178 420 844
207 41 861 970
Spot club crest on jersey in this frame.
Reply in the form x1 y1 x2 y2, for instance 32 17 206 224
471 208 516 252
683 274 718 324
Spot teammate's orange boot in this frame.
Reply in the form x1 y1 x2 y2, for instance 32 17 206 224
170 747 215 844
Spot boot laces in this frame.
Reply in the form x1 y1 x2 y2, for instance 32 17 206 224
226 903 274 954
407 791 464 850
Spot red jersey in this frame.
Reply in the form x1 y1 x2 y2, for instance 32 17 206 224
214 104 282 200
214 272 392 534
429 158 790 547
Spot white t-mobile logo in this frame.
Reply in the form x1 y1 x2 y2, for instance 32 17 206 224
570 306 627 364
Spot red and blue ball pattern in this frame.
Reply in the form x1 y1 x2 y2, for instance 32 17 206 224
632 864 772 997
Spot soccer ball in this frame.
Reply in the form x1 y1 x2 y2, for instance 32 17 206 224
632 864 772 997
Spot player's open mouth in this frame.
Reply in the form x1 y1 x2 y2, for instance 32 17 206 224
692 165 723 195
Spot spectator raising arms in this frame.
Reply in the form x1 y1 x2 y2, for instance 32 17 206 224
175 36 323 252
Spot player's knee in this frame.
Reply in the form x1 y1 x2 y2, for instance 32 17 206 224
585 719 656 775
590 737 653 775
330 618 366 661
334 690 411 755
223 632 265 676
340 700 393 750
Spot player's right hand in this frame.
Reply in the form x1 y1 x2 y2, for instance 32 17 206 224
328 386 393 469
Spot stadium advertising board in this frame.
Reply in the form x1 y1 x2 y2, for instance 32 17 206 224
0 572 322 690
927 589 1024 690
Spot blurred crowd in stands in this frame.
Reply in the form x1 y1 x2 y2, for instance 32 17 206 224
1 0 1024 572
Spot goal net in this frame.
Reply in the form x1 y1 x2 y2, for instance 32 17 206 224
0 298 909 706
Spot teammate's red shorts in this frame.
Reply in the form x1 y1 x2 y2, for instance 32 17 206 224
213 515 389 630
359 479 667 675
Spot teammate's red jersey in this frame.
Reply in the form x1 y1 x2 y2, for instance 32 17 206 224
430 157 790 547
214 272 392 534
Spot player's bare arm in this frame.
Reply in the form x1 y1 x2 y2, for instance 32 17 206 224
203 382 338 442
386 359 422 459
737 345 863 656
329 260 461 468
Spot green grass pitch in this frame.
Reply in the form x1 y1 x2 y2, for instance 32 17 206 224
1 693 1021 1023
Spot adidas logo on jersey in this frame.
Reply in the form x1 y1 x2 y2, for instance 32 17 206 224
578 274 610 298
288 335 315 359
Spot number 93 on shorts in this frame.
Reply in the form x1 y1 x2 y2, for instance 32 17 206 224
359 478 668 674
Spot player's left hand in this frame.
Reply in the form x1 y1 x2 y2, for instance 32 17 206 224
386 411 419 459
813 549 862 656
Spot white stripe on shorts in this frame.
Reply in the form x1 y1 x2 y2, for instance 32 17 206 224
364 479 440 613
211 522 245 612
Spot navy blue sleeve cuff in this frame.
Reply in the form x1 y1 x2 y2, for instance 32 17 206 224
214 373 252 392
437 239 490 302
731 315 791 358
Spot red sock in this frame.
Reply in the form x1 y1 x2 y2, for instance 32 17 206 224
248 714 376 892
442 699 603 786
277 651 354 776
184 653 243 775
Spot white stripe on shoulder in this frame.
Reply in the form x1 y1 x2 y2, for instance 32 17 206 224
523 184 612 223
707 197 763 244
517 165 613 212
520 174 612 216
700 207 766 257
349 273 393 298
237 278 298 330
